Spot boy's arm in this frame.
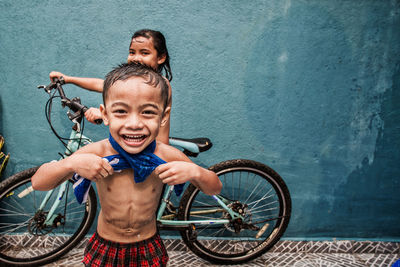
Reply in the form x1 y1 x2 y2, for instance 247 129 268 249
155 146 222 195
49 71 104 92
31 142 113 191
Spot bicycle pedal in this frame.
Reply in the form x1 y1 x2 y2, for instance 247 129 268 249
188 224 197 241
189 230 197 241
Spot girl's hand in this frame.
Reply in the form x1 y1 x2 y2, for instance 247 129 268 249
155 161 200 185
68 153 113 182
49 71 69 83
84 107 103 124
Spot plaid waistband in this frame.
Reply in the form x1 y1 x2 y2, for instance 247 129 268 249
91 231 161 248
83 231 169 267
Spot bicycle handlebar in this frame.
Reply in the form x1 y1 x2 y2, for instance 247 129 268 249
38 77 102 125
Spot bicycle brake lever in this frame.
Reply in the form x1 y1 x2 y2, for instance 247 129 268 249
37 85 52 94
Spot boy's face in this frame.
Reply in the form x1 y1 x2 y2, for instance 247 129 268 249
127 36 166 70
100 77 169 154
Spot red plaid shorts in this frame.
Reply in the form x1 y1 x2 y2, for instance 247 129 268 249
83 231 169 267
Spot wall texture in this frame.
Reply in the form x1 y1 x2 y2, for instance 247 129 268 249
0 0 399 240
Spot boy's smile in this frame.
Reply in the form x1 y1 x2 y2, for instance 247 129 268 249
100 77 166 154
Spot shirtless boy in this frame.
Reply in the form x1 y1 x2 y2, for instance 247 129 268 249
31 62 222 266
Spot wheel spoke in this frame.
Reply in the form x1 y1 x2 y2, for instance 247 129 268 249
0 219 30 234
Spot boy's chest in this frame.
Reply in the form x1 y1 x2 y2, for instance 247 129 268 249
97 169 164 204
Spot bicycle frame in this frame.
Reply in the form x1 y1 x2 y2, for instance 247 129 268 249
157 185 242 227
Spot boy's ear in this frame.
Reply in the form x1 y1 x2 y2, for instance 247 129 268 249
157 53 167 65
161 107 170 127
99 104 109 126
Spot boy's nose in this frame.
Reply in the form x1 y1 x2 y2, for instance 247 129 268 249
125 115 144 129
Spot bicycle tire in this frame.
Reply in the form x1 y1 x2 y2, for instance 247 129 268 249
0 166 97 266
178 159 291 264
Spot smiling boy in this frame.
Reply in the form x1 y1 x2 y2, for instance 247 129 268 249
31 62 222 266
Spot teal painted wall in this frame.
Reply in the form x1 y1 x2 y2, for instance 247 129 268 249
1 0 399 240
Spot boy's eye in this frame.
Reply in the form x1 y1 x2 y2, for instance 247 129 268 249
114 109 127 114
143 110 157 115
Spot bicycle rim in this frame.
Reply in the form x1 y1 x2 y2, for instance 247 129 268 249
0 167 97 266
178 159 291 264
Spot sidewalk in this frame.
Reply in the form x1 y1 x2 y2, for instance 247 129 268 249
46 239 400 266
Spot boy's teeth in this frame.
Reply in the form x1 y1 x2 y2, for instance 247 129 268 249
123 135 145 141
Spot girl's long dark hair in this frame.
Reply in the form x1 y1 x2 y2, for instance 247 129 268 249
131 29 173 82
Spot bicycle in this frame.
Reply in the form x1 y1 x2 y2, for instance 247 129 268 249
0 78 291 266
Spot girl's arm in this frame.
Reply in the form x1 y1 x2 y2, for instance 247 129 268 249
84 108 103 124
156 79 172 144
49 71 104 92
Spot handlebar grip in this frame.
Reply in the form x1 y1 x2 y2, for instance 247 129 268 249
52 77 65 85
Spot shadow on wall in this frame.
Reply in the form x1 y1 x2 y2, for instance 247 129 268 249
242 2 400 239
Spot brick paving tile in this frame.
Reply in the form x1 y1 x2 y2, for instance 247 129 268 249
43 240 400 267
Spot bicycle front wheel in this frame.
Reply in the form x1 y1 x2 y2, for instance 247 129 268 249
178 159 291 264
0 166 97 266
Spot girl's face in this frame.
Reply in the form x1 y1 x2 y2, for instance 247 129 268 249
127 36 166 71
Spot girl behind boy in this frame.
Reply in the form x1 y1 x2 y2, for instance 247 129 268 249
49 29 172 144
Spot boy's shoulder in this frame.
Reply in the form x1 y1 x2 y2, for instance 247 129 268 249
155 141 188 163
76 138 114 157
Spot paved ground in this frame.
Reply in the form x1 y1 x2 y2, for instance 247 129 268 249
45 239 400 267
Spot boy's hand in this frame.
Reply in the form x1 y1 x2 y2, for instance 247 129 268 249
68 153 113 182
155 161 200 185
49 71 68 83
84 107 103 124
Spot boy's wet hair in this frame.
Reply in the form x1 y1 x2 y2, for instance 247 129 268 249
131 29 173 82
103 62 169 110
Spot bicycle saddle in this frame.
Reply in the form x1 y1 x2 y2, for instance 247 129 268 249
169 137 213 157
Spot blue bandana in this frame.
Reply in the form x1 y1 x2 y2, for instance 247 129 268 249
72 134 184 204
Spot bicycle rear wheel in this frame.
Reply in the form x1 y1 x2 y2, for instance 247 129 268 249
178 159 291 264
0 166 97 266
